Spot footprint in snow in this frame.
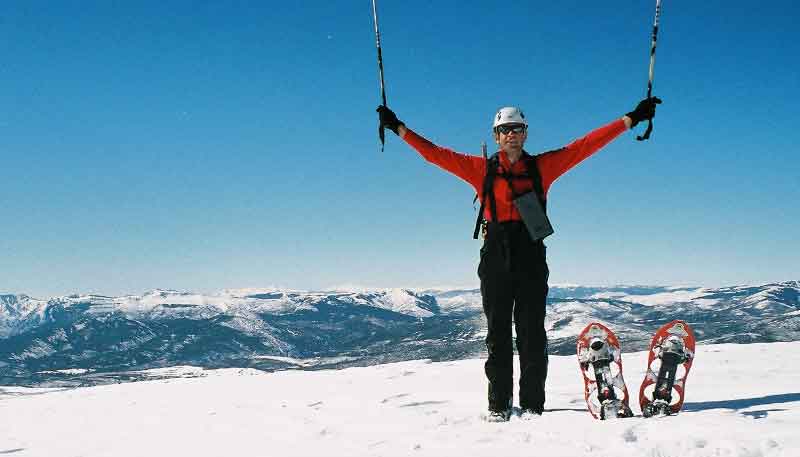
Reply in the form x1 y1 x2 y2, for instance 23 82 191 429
381 393 411 404
694 438 707 448
622 427 638 443
399 400 450 408
387 370 416 379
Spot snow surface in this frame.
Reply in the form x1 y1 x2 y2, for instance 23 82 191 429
113 288 440 318
589 288 712 306
1 342 798 457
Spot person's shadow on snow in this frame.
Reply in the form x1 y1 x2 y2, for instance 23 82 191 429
682 392 800 419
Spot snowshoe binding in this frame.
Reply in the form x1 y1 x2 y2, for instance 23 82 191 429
639 320 696 417
576 322 634 420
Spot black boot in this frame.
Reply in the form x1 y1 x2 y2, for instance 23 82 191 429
486 397 512 422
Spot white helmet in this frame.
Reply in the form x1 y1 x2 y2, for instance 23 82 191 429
493 106 527 129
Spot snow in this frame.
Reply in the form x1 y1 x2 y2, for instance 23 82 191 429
9 340 57 361
75 288 438 319
334 289 434 317
0 295 49 338
590 289 710 306
433 290 483 313
2 342 798 456
251 355 361 367
125 365 210 378
114 290 250 314
373 288 434 318
547 316 591 340
691 298 721 308
36 368 93 375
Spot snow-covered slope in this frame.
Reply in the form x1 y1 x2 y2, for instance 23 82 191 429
1 341 797 457
0 294 50 338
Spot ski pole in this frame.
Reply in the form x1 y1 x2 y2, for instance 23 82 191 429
637 0 662 142
371 0 388 151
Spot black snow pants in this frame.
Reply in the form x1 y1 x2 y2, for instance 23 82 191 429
478 221 549 412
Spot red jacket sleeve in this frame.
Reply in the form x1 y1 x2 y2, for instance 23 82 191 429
537 118 628 195
402 129 485 192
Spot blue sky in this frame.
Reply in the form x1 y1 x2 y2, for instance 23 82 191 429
2 1 798 297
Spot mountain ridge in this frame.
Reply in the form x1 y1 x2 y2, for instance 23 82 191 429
1 281 798 386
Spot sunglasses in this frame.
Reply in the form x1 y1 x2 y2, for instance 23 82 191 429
496 124 526 135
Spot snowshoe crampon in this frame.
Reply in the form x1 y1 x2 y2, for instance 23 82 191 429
576 322 634 420
639 320 696 417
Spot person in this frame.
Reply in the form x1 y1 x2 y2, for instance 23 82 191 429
376 97 661 421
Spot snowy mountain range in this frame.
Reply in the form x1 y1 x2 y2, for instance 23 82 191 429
1 281 798 386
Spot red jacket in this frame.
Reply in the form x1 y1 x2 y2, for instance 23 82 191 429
402 119 627 222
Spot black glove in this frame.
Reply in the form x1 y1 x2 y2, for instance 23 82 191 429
626 97 662 128
376 105 404 135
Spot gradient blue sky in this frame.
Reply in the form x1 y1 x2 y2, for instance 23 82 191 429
2 1 798 297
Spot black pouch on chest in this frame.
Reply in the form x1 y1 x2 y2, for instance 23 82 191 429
513 191 554 241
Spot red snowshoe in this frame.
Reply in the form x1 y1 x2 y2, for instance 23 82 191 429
639 320 696 417
576 322 634 419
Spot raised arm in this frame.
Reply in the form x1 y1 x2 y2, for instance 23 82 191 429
378 105 485 191
537 97 661 192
